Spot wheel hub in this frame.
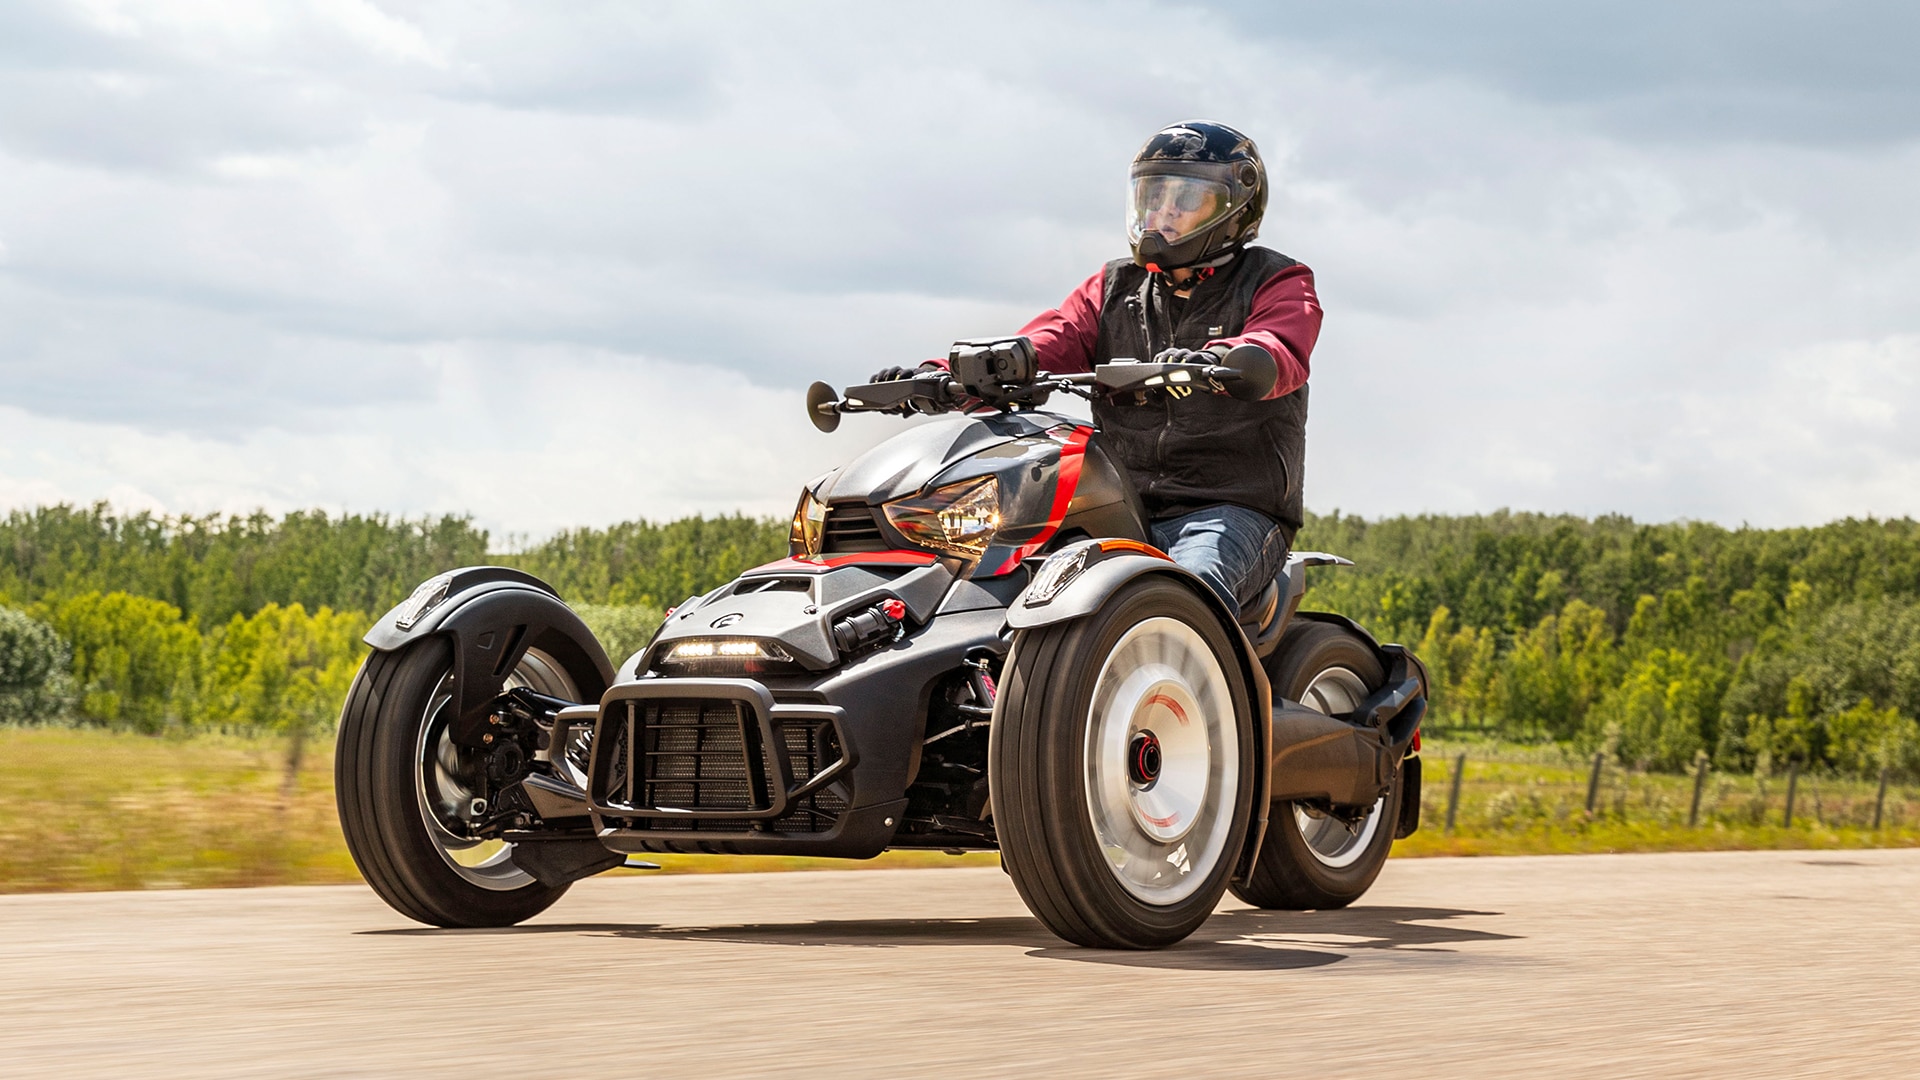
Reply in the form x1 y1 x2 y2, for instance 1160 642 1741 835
1128 731 1162 786
1083 616 1240 905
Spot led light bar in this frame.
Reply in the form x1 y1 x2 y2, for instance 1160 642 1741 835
664 638 794 664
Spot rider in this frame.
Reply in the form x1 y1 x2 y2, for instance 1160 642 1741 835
874 120 1319 613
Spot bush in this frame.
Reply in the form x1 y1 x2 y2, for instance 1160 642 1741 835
1416 606 1497 727
1824 697 1920 777
1487 600 1618 741
0 606 72 723
35 592 197 732
197 603 365 735
1588 648 1724 771
574 604 667 669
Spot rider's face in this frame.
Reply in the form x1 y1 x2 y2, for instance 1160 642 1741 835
1129 175 1229 244
1141 189 1221 237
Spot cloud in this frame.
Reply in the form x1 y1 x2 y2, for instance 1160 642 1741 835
1209 0 1920 146
0 0 1918 537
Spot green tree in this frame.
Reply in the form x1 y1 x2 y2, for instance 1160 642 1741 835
507 514 787 607
574 604 667 668
1590 648 1725 771
35 592 198 732
1487 600 1619 741
1823 697 1920 778
0 606 72 723
198 603 366 787
1416 605 1497 728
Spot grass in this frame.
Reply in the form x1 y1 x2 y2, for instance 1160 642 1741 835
0 727 996 894
1 727 1913 894
0 727 356 893
1393 733 1920 857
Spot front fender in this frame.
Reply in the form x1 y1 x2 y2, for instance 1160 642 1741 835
1006 539 1275 888
365 567 614 747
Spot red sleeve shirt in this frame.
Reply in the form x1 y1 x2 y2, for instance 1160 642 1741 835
1015 269 1105 375
1209 261 1320 400
934 259 1322 402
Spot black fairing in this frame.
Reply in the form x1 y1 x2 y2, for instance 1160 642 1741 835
810 410 1146 574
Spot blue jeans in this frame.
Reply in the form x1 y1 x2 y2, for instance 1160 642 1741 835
1150 504 1291 611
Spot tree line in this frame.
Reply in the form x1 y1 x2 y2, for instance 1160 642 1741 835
0 504 779 736
1 502 1915 780
1301 511 1920 779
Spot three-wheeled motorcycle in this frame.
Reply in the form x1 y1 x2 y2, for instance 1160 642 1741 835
335 337 1428 949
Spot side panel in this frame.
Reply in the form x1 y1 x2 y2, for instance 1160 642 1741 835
1056 439 1149 544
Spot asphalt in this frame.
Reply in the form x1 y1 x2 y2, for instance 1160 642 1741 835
2 848 1916 1078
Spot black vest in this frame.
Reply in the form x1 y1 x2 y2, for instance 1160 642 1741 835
1092 246 1308 536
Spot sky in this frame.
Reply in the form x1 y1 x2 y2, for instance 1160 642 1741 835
3 0 1919 540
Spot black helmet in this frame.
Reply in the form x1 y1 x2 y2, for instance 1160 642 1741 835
1127 120 1267 272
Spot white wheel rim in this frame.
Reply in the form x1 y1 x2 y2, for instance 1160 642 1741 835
1293 665 1386 869
415 648 580 891
1084 617 1239 905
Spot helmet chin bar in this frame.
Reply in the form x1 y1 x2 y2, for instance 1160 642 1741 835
1132 227 1239 274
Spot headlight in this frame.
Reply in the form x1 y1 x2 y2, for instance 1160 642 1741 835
665 639 793 663
657 638 797 674
883 476 1001 560
789 487 827 557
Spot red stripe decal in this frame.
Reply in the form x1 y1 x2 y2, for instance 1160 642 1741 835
993 425 1092 575
1145 693 1190 726
748 551 939 575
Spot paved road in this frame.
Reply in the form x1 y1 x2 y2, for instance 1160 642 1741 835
2 849 1916 1078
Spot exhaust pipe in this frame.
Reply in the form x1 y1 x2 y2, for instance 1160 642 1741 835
1269 658 1425 808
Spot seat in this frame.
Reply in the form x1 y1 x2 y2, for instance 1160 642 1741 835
1237 578 1279 637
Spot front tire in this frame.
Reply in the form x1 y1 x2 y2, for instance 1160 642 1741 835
1232 619 1398 910
335 638 572 927
992 577 1255 949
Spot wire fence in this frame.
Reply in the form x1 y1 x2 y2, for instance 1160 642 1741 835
1417 737 1916 841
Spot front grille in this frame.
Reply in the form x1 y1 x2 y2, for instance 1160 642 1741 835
773 719 848 833
823 503 888 553
645 699 764 812
595 698 844 834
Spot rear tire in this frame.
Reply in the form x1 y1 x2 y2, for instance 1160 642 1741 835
1232 619 1399 910
335 638 571 927
992 577 1255 949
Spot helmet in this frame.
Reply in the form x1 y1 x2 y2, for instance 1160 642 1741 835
1127 120 1268 272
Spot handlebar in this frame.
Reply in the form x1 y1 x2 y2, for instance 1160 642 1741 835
806 340 1277 433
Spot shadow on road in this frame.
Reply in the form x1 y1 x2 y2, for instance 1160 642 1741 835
364 905 1514 972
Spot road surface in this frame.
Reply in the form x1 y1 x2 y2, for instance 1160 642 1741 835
2 848 1916 1078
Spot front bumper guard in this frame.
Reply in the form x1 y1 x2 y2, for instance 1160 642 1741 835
584 678 855 821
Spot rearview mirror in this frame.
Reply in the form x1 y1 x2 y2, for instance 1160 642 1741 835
1219 342 1277 401
805 381 841 433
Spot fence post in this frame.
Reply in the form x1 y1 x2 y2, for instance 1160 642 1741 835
1873 767 1890 830
1783 762 1799 828
1688 752 1710 827
1444 752 1466 833
1585 752 1605 816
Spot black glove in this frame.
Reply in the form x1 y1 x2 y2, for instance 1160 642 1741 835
1151 345 1231 398
1151 346 1228 366
868 363 940 383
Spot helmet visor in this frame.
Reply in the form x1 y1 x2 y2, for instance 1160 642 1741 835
1127 174 1233 246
